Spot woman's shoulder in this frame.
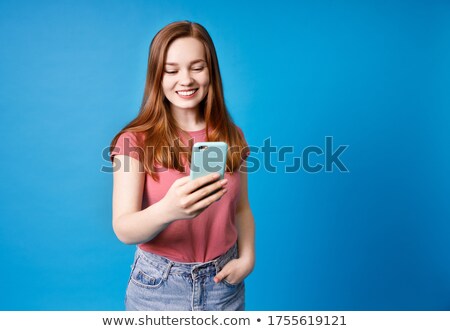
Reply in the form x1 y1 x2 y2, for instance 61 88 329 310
233 125 248 143
110 131 146 162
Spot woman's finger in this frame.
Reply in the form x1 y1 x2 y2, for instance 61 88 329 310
214 265 231 283
184 178 227 206
182 173 221 194
187 187 228 213
173 175 191 186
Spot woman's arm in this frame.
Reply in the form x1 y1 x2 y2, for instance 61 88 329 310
214 161 256 284
112 154 171 244
235 161 256 268
112 154 229 245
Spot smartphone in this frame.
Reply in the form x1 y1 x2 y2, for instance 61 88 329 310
190 142 228 180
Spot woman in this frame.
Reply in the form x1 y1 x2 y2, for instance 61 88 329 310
109 21 255 311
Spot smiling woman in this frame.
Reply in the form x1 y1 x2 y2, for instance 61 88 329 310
109 21 255 311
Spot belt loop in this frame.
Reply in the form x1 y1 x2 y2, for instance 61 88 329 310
162 261 174 280
214 259 220 275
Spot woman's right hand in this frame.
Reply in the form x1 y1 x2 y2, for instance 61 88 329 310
161 173 228 222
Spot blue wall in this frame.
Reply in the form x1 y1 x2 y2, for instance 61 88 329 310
0 0 449 310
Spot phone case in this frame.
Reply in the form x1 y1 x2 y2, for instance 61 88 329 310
190 142 228 180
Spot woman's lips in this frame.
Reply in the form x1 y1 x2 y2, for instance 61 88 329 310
176 88 199 99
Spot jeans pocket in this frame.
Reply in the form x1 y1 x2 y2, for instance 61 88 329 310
222 278 243 288
130 257 165 289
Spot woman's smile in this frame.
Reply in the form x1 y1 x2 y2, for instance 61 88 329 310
176 88 199 98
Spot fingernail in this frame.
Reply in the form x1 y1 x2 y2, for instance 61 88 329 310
213 173 220 179
220 179 228 185
222 188 228 193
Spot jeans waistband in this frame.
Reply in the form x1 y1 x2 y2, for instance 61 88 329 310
136 243 238 277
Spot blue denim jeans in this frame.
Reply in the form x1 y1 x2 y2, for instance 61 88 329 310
125 243 245 311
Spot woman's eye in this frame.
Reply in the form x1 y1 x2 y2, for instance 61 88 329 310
192 67 204 71
165 70 177 74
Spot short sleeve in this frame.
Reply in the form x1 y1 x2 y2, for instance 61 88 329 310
236 126 250 163
110 131 143 163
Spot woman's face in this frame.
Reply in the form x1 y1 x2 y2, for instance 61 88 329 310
162 37 210 113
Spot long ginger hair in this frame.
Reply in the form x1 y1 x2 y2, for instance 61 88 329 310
110 21 248 181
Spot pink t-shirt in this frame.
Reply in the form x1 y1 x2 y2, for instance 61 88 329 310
110 127 248 262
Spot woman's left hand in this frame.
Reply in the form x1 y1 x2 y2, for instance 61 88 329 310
214 257 254 285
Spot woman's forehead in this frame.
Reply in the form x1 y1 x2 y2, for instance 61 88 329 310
165 37 206 64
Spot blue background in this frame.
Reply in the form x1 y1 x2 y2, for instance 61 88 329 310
0 0 449 310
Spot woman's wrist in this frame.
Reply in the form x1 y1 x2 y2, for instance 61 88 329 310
155 196 177 224
238 253 255 270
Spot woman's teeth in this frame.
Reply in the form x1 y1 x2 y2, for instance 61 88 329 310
177 89 197 96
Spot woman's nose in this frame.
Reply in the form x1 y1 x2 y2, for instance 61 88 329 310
179 70 194 85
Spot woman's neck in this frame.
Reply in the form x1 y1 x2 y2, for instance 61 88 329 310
170 106 205 131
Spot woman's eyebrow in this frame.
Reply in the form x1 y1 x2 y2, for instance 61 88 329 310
165 59 206 66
